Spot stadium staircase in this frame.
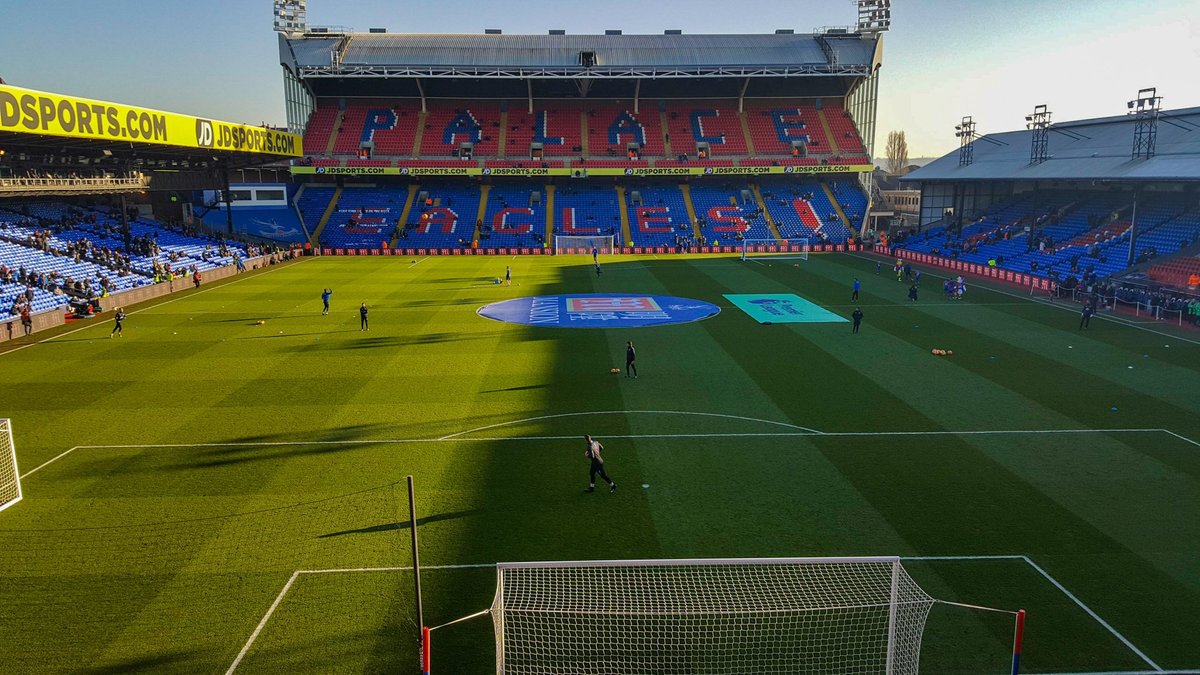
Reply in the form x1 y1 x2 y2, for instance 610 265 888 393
821 181 853 230
391 184 421 247
579 110 590 157
659 110 673 156
750 184 786 243
411 111 427 158
738 111 756 156
614 185 633 247
473 185 491 245
497 109 508 159
816 109 840 155
543 185 556 245
678 184 704 241
325 109 344 156
311 186 342 245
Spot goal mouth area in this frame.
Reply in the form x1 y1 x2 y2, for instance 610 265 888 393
742 239 811 261
553 235 615 255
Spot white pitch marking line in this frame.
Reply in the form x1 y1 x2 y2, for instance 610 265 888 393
231 555 1180 675
227 563 496 672
20 428 1175 479
1160 429 1200 450
1033 671 1198 675
226 570 300 675
1019 555 1162 671
19 446 80 479
407 257 430 267
437 410 822 440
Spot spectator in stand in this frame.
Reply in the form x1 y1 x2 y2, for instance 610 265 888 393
20 304 33 335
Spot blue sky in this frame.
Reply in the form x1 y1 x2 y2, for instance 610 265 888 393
2 0 1197 156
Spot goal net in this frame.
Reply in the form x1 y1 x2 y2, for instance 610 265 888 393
490 557 936 674
554 235 615 255
742 238 809 261
0 419 20 513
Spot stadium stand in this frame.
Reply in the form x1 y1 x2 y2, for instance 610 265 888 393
552 184 623 240
624 184 693 248
688 182 773 243
303 106 339 155
663 103 748 157
301 99 871 164
320 189 401 249
481 185 547 249
407 183 480 248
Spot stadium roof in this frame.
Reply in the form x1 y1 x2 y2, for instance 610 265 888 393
281 32 878 79
903 107 1200 184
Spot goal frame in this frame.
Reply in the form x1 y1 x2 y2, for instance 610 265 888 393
0 418 21 513
741 238 810 261
553 234 615 256
491 555 924 675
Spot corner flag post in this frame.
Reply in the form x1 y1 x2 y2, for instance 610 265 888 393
408 476 428 674
1010 608 1026 674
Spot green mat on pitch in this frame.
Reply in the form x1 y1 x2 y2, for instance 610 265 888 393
723 293 847 323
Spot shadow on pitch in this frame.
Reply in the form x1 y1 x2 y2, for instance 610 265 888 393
480 384 547 393
237 330 358 340
78 648 204 675
318 508 484 538
285 332 500 351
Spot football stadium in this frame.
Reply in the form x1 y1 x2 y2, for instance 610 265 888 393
2 1 1199 673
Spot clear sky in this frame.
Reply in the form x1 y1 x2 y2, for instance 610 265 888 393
1 0 1197 157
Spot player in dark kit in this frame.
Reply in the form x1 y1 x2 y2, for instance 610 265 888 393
359 302 369 331
584 435 616 493
851 308 863 334
110 307 126 337
625 341 637 378
1079 305 1094 329
321 288 332 315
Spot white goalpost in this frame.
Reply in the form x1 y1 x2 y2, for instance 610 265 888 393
0 419 21 513
486 557 939 675
554 234 615 255
742 237 810 262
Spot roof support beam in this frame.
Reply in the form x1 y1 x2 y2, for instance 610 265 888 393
738 78 751 113
414 78 426 113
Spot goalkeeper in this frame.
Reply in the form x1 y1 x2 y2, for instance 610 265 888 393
584 435 617 493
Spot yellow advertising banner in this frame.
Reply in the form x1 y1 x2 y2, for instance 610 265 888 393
290 164 872 177
0 84 301 157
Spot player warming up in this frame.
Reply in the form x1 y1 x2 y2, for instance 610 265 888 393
359 302 369 331
851 278 860 302
851 307 863 334
584 435 617 493
625 341 638 378
110 307 126 338
321 288 332 315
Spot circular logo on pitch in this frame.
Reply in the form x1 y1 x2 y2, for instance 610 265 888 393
478 294 720 328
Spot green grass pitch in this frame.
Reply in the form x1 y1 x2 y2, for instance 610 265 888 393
1 252 1198 674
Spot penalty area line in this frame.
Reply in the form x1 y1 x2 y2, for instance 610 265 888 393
23 427 1182 480
227 563 494 673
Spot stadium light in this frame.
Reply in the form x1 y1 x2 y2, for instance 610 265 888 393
1129 87 1162 159
1027 104 1051 164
